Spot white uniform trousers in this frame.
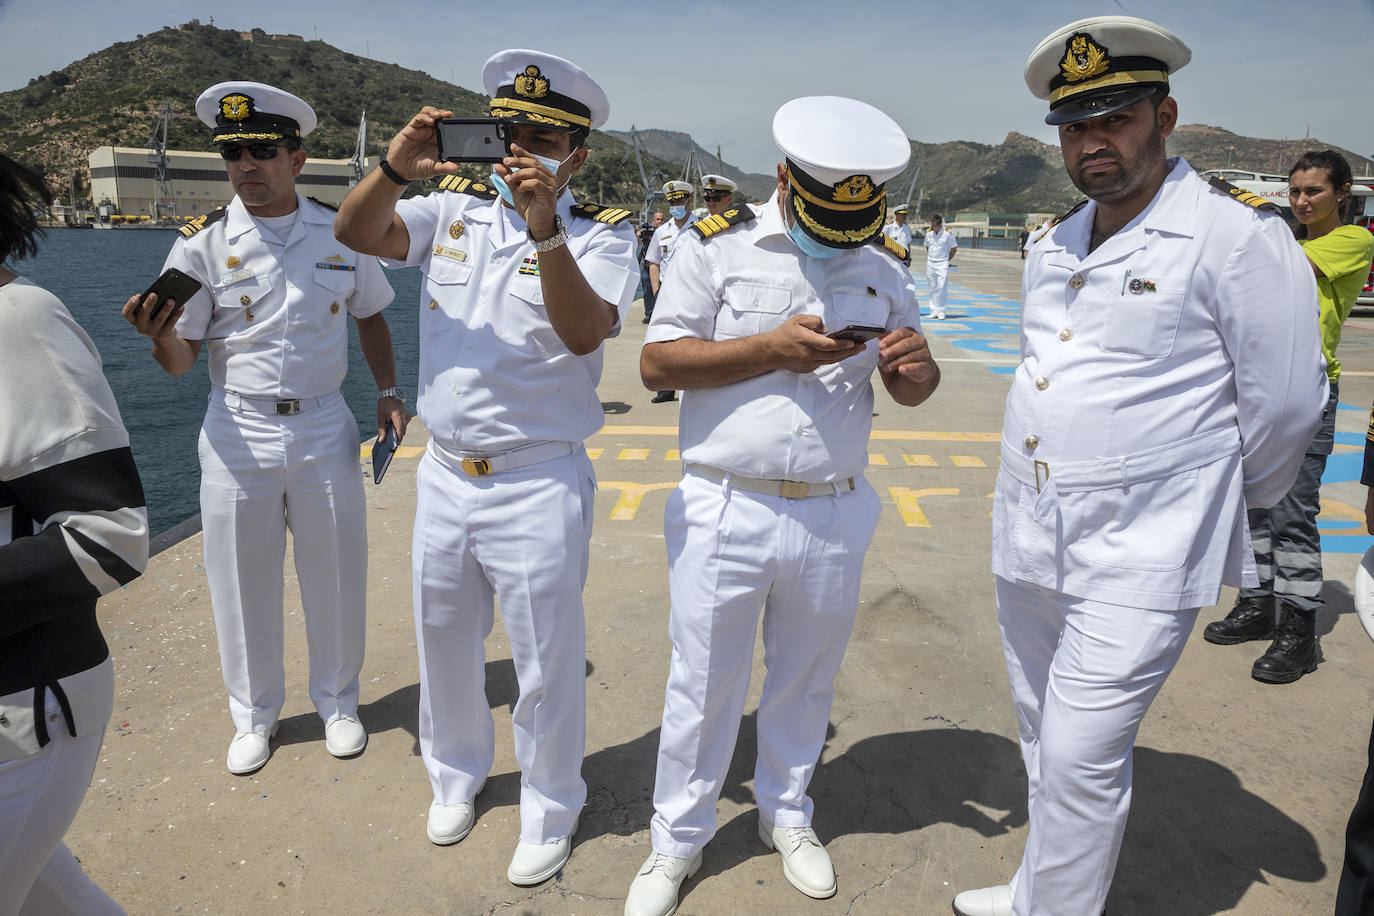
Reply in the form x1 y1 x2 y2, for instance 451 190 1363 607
649 471 881 859
199 389 367 735
411 445 595 844
926 262 950 318
0 682 122 915
995 576 1198 916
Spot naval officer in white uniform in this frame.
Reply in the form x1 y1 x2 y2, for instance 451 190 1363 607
922 212 957 318
952 17 1328 916
625 96 939 916
334 49 638 886
645 180 699 403
123 82 407 776
883 203 912 250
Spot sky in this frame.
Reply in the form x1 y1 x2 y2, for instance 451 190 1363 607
2 0 1372 176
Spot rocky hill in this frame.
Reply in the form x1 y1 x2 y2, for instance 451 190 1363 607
0 21 678 212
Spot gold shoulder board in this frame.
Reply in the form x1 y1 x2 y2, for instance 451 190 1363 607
1207 177 1282 214
1050 199 1089 228
875 234 910 264
570 203 634 224
178 207 227 238
438 175 499 199
690 206 756 240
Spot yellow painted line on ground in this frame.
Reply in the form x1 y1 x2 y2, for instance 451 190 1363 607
868 453 889 466
618 448 650 461
586 447 604 459
665 449 680 461
951 455 987 468
601 482 678 520
903 454 937 467
888 486 961 527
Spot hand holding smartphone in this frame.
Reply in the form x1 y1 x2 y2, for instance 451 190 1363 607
140 267 203 315
435 118 511 163
825 325 886 344
372 423 400 484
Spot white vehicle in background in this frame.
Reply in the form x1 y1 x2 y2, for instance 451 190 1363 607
1200 168 1374 308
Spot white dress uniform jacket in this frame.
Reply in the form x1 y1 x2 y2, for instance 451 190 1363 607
993 157 1328 610
643 213 699 279
923 226 957 264
647 193 918 481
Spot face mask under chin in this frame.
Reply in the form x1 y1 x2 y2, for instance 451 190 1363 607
490 148 576 208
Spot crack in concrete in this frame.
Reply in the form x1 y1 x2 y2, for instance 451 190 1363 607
844 850 925 914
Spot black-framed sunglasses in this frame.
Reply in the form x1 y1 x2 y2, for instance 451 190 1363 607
220 143 285 162
703 192 729 201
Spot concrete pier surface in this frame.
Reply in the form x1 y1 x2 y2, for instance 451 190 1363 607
76 248 1374 914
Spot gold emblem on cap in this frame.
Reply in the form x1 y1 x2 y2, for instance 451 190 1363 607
449 220 466 240
1060 34 1109 83
220 94 254 121
834 175 877 204
226 256 240 268
514 65 550 99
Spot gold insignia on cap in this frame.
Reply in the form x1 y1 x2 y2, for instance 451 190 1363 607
449 220 466 240
514 65 550 99
834 175 876 204
1060 34 1109 83
220 94 254 121
226 256 240 268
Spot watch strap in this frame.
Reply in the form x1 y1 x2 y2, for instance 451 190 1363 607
378 158 413 187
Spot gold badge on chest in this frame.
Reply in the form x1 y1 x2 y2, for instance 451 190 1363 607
449 220 466 240
226 256 241 269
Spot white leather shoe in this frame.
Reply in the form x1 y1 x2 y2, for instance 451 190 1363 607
507 818 578 886
624 850 702 916
226 724 278 775
952 884 1013 916
324 715 366 758
427 779 486 846
758 816 836 899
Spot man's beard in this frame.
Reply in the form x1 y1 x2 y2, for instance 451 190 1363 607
1067 126 1165 204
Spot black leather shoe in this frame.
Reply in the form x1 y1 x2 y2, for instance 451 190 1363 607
1251 603 1318 684
651 390 677 403
1203 595 1275 645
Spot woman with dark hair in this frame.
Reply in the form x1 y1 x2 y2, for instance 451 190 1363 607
0 152 148 914
1203 149 1374 684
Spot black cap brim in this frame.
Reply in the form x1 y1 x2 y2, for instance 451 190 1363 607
1045 84 1158 125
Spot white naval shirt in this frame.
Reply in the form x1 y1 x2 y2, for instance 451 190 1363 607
923 227 957 264
992 157 1328 609
882 222 912 250
167 195 394 399
644 212 699 278
388 190 638 451
646 192 918 482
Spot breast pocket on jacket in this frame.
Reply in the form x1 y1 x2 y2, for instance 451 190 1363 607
422 257 474 321
715 281 791 340
1067 468 1200 572
1101 275 1188 359
825 292 888 369
209 274 273 338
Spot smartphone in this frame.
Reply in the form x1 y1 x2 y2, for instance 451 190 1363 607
435 118 510 163
140 268 202 316
826 325 886 344
372 423 400 484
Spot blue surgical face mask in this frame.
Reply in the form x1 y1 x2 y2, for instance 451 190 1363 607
490 149 575 207
669 205 687 220
785 209 842 260
489 169 515 206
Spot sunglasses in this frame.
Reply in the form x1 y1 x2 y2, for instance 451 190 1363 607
220 143 285 161
703 192 729 201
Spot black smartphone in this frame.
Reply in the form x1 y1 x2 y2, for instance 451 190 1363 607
826 325 886 343
435 118 510 163
372 423 400 485
140 268 202 316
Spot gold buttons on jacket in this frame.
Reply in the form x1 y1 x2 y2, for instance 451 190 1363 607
1024 435 1040 449
1035 376 1050 390
330 301 340 314
245 308 255 322
240 294 252 306
1069 274 1084 289
1059 328 1074 341
429 299 439 310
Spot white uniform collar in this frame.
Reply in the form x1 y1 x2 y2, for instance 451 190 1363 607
223 193 327 242
756 191 788 241
1043 156 1198 256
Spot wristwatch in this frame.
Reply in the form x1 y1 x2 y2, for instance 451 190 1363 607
378 387 405 404
528 216 568 253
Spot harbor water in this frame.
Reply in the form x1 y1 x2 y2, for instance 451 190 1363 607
15 228 424 536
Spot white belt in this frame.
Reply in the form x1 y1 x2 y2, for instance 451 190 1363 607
1000 426 1240 494
430 439 575 477
688 464 857 499
212 387 336 416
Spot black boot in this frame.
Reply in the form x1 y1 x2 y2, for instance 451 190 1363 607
1203 595 1275 645
1251 603 1318 684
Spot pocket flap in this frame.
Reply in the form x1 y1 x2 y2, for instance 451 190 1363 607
723 281 791 314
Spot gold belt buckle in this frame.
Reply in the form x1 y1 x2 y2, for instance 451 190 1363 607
275 399 301 415
1034 460 1050 493
778 480 809 499
461 457 492 477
